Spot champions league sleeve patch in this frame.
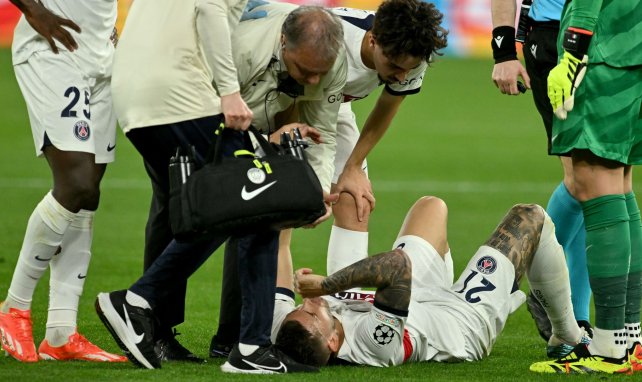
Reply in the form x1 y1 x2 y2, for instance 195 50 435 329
476 255 498 275
372 324 396 345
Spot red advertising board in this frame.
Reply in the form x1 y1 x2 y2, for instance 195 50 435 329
0 0 21 47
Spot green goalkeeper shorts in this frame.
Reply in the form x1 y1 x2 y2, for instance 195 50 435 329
551 63 642 165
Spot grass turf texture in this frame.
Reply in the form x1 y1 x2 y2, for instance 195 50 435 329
0 49 636 381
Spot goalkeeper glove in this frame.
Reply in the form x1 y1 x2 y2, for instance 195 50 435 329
547 27 592 120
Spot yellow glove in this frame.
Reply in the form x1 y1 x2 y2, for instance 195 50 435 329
547 28 592 120
547 51 587 120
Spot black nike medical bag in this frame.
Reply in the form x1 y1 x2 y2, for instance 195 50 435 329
168 126 325 241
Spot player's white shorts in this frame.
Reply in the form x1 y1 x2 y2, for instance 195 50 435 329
14 50 117 164
392 236 526 363
332 103 368 184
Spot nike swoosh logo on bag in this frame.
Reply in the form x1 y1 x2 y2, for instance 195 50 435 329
243 359 287 373
241 181 277 201
123 304 145 344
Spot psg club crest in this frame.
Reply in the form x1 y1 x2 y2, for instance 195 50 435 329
73 120 91 141
246 167 266 184
476 256 497 275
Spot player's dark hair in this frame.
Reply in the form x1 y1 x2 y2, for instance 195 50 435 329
372 0 448 62
275 320 328 367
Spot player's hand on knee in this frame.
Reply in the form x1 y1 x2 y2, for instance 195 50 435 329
547 28 592 120
335 166 375 221
294 268 326 297
221 92 253 131
23 1 81 54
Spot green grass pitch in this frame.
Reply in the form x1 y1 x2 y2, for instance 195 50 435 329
0 49 636 381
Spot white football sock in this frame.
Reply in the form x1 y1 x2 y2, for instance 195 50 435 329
238 343 259 356
527 213 580 344
5 191 75 312
327 225 368 275
589 328 627 358
45 209 94 347
126 290 151 310
626 322 641 348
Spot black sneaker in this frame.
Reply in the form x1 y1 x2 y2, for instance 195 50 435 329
155 329 204 363
95 290 160 369
209 335 232 358
526 291 552 342
221 344 319 374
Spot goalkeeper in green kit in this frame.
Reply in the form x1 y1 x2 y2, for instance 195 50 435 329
530 0 642 374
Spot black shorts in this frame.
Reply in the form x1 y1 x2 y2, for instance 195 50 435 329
522 20 559 155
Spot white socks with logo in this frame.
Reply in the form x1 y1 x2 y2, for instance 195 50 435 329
4 192 75 313
45 209 94 347
527 213 581 344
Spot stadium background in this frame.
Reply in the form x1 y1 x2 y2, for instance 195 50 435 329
0 0 497 57
1 1 639 381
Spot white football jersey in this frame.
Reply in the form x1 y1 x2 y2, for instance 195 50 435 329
272 287 493 367
272 289 407 367
331 7 427 102
12 0 117 77
271 243 523 366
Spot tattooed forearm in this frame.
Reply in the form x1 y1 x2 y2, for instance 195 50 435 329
321 249 412 311
484 204 544 283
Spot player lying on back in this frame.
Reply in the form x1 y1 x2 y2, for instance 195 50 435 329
272 193 599 369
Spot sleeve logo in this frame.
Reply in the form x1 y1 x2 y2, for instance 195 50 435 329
476 255 497 275
373 324 396 345
375 312 401 328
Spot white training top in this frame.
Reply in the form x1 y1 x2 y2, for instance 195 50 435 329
331 7 427 102
12 0 117 77
110 0 245 132
232 2 347 192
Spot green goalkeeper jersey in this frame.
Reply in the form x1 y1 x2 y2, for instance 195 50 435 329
560 0 642 67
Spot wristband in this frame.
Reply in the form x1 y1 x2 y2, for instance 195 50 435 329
492 26 517 63
562 27 593 59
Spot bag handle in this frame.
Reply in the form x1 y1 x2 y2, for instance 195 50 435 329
209 124 280 165
247 125 279 157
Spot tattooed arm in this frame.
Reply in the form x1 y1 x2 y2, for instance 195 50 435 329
294 249 412 312
484 203 545 284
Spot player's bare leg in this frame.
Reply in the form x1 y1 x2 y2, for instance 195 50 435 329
1 147 121 362
395 196 449 257
327 189 370 275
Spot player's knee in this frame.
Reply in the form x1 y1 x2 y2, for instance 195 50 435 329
66 181 101 210
333 192 369 230
413 196 448 219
